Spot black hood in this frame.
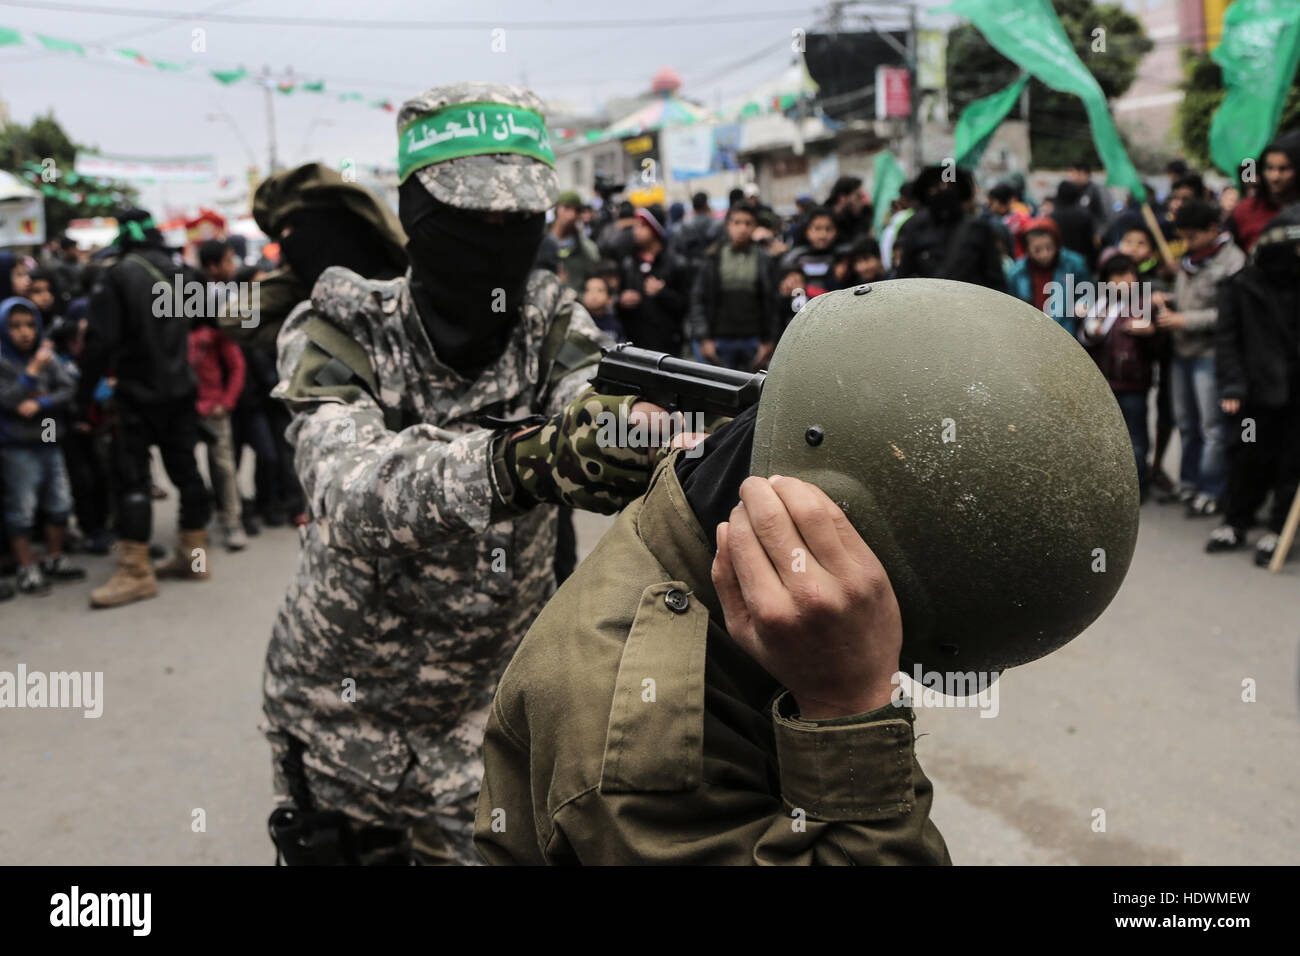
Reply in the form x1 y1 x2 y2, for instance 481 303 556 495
675 404 758 550
398 176 546 379
1249 202 1300 282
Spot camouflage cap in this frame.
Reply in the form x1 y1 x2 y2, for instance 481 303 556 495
397 82 558 213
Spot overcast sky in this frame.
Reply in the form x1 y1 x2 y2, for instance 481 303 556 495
2 0 915 216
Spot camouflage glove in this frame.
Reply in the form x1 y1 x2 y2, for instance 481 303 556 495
492 388 655 515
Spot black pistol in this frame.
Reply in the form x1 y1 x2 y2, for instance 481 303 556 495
590 343 766 418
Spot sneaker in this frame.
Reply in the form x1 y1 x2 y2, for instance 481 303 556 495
1177 487 1197 505
17 564 51 596
41 555 87 581
224 524 248 551
1186 494 1220 517
1206 525 1245 553
1254 533 1283 568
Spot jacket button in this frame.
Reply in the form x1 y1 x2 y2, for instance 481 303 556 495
664 588 690 613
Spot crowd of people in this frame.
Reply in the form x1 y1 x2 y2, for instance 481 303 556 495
1 130 1297 605
534 134 1300 569
1 231 304 601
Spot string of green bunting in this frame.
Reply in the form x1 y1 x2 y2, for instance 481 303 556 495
0 24 396 112
19 162 127 207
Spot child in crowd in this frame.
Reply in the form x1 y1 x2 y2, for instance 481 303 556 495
1153 199 1246 517
777 206 840 298
0 297 85 594
1006 217 1092 335
580 275 624 341
851 237 886 283
26 270 60 325
189 308 248 550
1076 254 1160 498
1110 223 1178 501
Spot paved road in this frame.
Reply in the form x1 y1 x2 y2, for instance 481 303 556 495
2 474 1297 864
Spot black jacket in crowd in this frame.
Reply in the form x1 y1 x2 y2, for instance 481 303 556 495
685 241 777 343
617 247 691 354
1216 266 1300 409
894 209 1006 292
78 242 199 412
1052 183 1099 271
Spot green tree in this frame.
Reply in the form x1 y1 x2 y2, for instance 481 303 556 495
946 0 1153 169
1175 49 1300 178
0 111 138 234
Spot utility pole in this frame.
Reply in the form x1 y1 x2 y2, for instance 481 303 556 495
906 1 921 176
262 65 279 175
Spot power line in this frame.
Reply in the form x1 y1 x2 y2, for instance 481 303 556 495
2 0 247 64
0 1 822 31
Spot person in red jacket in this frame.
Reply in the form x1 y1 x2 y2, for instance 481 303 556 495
1229 131 1299 253
194 240 248 550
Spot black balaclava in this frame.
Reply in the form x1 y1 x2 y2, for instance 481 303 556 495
675 404 758 552
398 176 546 379
280 207 403 287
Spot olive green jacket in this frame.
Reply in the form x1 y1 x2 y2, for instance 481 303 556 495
474 452 951 865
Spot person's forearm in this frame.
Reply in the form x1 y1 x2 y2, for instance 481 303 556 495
289 401 502 554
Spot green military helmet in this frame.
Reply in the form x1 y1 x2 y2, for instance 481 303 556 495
751 278 1139 674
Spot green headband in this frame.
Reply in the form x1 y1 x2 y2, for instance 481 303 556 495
398 102 554 183
116 217 157 245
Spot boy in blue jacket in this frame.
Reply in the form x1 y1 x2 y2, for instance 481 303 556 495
0 297 85 594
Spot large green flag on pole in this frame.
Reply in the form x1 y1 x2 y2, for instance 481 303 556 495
954 73 1029 167
1209 0 1300 178
942 0 1146 202
872 151 907 236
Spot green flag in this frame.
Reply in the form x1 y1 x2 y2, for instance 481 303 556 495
303 80 325 93
872 151 907 236
0 27 24 48
36 34 84 55
1209 0 1300 178
944 0 1146 202
954 73 1029 167
211 67 247 85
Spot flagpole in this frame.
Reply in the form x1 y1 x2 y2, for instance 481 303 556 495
1139 202 1175 271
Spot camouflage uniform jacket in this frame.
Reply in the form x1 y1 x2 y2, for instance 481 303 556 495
264 264 607 820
